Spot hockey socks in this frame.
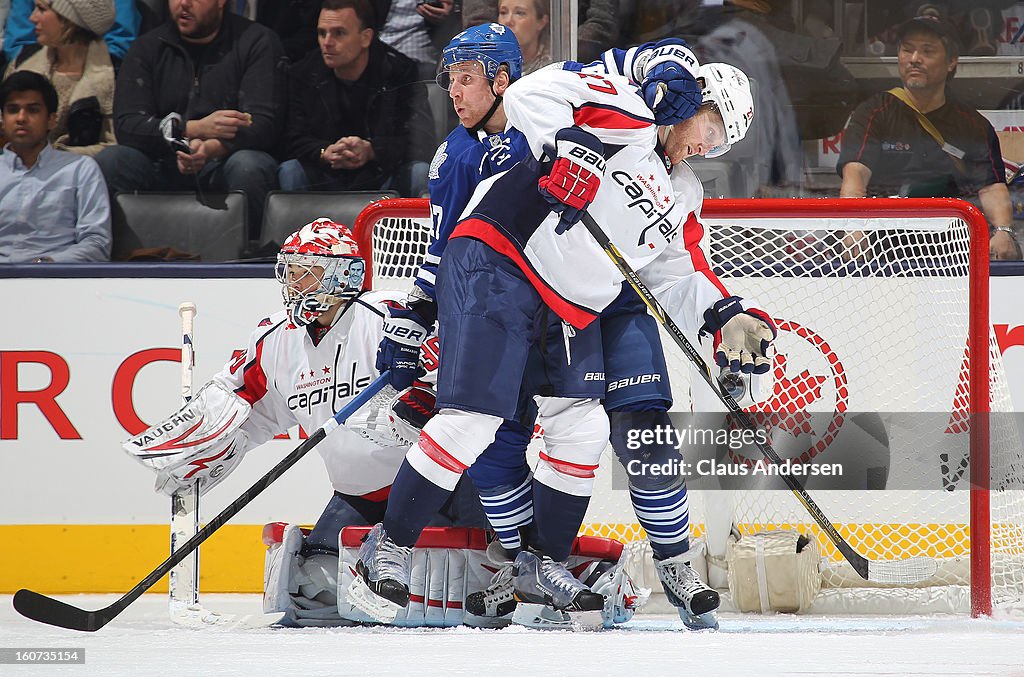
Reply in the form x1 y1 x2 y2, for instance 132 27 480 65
610 407 691 560
467 420 536 554
527 481 590 562
629 484 690 560
383 461 456 547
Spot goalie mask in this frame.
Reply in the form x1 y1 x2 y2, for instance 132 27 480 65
275 218 365 327
696 63 753 158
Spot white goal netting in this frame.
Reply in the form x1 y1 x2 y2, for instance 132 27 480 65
354 197 1024 615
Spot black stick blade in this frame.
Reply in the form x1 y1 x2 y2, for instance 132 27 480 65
13 589 110 632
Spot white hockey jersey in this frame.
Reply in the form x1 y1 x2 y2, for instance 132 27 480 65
453 65 730 331
215 291 413 497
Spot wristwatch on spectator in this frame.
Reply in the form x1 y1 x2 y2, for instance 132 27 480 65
991 225 1022 257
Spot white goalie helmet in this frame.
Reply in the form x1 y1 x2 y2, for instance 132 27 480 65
697 62 754 159
275 218 366 327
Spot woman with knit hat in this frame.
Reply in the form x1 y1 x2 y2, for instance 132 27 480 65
5 0 116 156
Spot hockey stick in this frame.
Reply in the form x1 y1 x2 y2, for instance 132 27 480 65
13 372 391 632
579 212 936 585
168 302 227 625
169 303 200 613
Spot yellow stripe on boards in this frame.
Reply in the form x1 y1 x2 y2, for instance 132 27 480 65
0 525 267 594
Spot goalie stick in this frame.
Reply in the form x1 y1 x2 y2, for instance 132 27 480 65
168 302 228 626
579 212 937 585
13 372 391 632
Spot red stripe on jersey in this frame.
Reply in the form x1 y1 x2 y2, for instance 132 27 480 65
418 431 469 473
451 218 598 329
573 102 651 131
360 485 392 502
539 451 598 478
236 337 269 406
681 212 729 297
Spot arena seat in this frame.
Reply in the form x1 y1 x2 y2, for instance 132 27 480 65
260 191 399 247
111 191 247 262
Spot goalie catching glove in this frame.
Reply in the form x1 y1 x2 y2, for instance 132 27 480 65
701 296 777 374
346 383 437 448
122 380 251 496
376 296 435 390
538 127 605 234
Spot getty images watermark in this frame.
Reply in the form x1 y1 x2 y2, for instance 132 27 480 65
622 422 844 480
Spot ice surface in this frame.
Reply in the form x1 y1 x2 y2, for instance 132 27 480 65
2 594 1023 676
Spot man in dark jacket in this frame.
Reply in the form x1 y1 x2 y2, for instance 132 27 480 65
278 0 433 196
95 0 286 241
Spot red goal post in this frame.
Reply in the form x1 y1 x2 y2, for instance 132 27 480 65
353 196 1022 617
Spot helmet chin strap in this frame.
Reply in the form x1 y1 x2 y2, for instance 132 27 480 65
466 86 503 136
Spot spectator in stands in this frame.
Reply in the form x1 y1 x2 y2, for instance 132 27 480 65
378 0 454 82
4 0 116 157
497 0 549 74
4 0 138 64
462 0 616 63
95 0 285 240
838 16 1021 260
0 0 9 72
279 0 433 197
0 71 110 262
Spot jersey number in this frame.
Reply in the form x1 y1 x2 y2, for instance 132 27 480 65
577 73 617 96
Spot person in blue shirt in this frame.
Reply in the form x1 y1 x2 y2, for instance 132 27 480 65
4 0 139 64
0 70 110 262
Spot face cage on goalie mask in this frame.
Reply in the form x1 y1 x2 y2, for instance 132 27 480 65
275 253 366 326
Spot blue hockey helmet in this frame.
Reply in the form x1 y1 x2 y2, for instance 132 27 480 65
441 23 523 83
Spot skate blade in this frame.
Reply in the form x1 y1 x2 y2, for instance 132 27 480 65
462 612 514 629
679 609 719 631
512 603 603 630
345 576 401 623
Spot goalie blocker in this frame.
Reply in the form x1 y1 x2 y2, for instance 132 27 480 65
262 525 649 628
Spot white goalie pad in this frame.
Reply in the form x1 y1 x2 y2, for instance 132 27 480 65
337 527 647 628
338 527 492 627
122 380 250 496
263 523 305 614
262 522 350 626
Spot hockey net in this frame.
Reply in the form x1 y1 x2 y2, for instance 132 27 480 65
353 196 1024 616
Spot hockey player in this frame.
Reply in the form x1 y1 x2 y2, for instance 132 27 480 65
123 218 489 625
368 26 771 629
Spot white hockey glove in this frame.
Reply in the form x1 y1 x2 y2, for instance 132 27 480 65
346 383 436 447
701 296 777 374
123 380 250 496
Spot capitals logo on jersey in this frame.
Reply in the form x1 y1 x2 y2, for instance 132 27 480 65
611 169 679 248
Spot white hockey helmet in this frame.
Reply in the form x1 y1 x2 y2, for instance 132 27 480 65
275 218 365 327
698 63 753 159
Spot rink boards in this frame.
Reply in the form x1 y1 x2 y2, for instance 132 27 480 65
2 271 1024 593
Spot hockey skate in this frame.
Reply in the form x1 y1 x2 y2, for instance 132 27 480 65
464 540 517 628
510 550 605 629
346 523 413 623
654 550 720 631
465 562 517 628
